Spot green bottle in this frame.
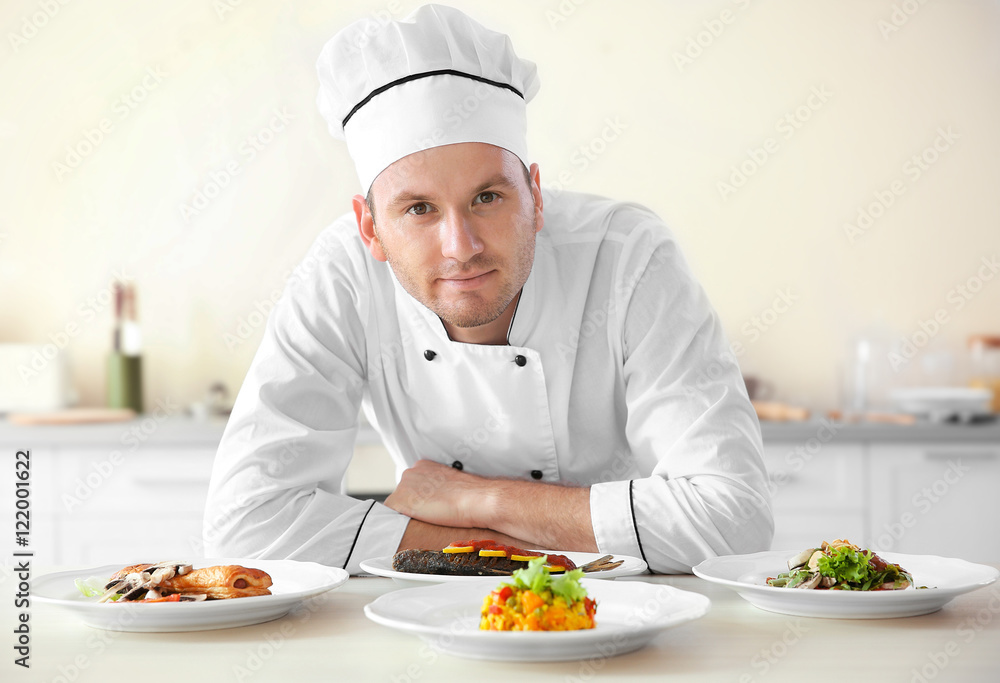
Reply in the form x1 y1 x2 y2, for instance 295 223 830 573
107 281 144 413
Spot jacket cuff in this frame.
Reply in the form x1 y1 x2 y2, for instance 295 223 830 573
589 479 646 565
344 501 409 575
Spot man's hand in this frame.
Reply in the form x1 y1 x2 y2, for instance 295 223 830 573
385 459 598 552
384 459 487 528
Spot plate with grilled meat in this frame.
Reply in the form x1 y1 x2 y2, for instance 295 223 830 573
360 540 647 585
33 558 349 631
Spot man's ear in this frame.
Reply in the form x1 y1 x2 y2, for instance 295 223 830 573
529 163 544 234
353 194 387 262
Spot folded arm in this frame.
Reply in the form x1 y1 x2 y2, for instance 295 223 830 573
387 459 597 552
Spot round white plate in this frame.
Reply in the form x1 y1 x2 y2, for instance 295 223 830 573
359 551 647 586
364 578 709 661
33 558 349 632
693 550 999 619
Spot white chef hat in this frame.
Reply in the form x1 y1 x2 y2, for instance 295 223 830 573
315 4 540 195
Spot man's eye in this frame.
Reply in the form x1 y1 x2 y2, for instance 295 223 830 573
475 191 497 205
407 203 430 216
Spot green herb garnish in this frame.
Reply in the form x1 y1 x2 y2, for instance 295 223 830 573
505 556 589 602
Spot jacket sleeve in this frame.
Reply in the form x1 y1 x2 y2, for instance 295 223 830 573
589 213 774 573
202 227 408 574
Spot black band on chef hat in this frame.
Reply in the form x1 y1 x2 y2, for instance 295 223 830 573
342 69 525 128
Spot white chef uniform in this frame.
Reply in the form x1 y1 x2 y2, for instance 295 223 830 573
203 186 773 574
203 4 773 574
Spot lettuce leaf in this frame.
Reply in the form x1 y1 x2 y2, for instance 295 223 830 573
506 556 590 603
550 568 588 603
507 555 549 594
816 546 874 585
75 576 113 599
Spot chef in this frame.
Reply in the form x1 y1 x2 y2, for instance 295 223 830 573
203 4 773 574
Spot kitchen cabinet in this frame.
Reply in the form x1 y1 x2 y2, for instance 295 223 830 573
868 443 1000 563
51 446 215 564
761 443 866 551
8 445 59 562
761 421 1000 564
0 417 389 565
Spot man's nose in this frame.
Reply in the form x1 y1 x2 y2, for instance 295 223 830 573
440 211 484 262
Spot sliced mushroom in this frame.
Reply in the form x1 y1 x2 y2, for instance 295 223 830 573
145 562 192 578
97 584 124 603
121 585 148 601
148 565 179 585
787 548 817 571
97 574 146 603
795 572 823 589
807 550 825 572
95 562 197 603
820 576 837 588
178 594 208 602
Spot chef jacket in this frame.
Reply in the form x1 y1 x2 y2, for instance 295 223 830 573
203 189 774 574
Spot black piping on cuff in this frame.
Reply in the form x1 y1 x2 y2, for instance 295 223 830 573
628 480 649 567
343 500 377 571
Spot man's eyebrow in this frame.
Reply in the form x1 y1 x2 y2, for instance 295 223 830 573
472 173 517 193
386 190 430 208
386 174 517 209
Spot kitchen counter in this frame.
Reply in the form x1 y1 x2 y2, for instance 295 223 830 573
760 418 1000 443
3 415 999 447
16 570 1000 682
0 415 382 446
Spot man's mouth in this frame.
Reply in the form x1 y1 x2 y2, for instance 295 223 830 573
438 270 495 290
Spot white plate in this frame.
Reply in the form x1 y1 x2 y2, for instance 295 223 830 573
33 558 349 632
360 550 647 586
693 550 999 619
364 578 709 661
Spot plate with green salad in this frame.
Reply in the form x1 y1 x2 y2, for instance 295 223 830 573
693 541 998 619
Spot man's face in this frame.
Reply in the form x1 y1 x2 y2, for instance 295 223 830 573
356 143 543 337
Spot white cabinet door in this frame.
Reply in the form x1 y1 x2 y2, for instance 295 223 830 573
868 443 1000 563
49 447 216 564
1 446 58 562
57 513 207 566
762 443 866 551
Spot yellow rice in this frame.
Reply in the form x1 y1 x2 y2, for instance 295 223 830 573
479 586 596 631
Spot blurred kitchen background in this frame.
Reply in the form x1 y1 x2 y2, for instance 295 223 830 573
1 1 999 565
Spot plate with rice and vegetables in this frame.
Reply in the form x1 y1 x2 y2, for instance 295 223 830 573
364 556 710 661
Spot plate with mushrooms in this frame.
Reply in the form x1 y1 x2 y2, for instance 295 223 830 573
33 558 349 631
693 550 998 618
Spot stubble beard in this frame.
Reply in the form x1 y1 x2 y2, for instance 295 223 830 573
381 215 537 330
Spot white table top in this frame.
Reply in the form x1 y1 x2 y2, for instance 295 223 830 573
19 570 1000 682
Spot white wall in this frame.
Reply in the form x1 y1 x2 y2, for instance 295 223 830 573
1 0 998 414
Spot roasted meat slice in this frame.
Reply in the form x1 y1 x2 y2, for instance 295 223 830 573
393 549 535 576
